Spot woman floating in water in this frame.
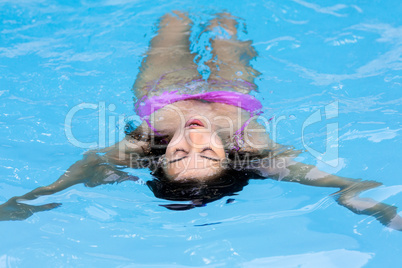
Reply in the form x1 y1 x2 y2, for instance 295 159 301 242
1 12 401 230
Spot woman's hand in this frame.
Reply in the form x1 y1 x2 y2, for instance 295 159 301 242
0 197 61 221
253 155 402 231
0 134 147 221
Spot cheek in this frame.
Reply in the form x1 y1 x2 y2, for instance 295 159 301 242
166 137 184 156
213 137 224 148
214 148 227 160
163 164 179 178
211 137 226 157
165 146 174 157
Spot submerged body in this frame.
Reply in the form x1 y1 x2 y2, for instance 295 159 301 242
1 11 401 230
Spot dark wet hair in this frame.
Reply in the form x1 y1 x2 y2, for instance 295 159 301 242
146 151 268 210
147 168 260 210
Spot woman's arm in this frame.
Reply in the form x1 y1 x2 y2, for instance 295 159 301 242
242 118 402 230
0 130 150 221
253 156 402 231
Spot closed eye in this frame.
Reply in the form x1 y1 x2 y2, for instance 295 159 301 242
200 147 219 161
201 147 213 152
200 155 219 162
168 156 188 164
168 155 219 164
174 148 188 157
169 148 188 164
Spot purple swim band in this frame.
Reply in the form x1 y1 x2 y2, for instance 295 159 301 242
135 90 263 119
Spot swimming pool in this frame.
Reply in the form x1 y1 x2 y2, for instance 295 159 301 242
1 0 401 267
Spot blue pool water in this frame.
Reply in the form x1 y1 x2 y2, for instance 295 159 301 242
1 0 401 267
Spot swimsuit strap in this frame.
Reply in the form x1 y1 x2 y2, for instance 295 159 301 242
144 117 161 135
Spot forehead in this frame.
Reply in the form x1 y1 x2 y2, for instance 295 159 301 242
166 166 224 182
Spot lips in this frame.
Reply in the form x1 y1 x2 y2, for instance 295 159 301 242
185 119 204 128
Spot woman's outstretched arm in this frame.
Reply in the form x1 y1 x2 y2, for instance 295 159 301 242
241 117 402 230
253 156 402 231
0 131 150 221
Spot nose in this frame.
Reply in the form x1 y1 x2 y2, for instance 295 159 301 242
186 131 210 150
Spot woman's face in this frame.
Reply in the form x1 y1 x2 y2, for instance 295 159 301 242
164 117 227 182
